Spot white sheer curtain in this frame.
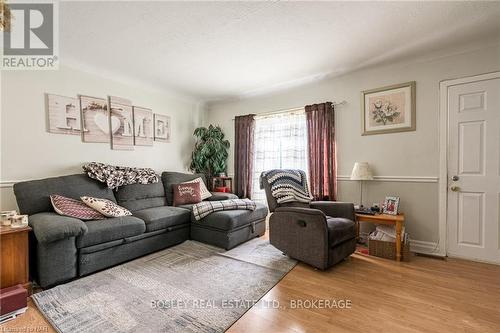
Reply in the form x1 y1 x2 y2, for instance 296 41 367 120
251 112 309 203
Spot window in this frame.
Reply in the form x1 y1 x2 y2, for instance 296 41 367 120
251 112 308 203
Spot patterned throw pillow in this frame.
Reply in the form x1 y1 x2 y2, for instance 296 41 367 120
81 196 132 217
183 177 212 200
173 182 202 206
50 195 105 220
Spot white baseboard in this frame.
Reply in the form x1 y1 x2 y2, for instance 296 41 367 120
410 239 444 256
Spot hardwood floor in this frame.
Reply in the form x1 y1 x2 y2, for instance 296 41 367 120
1 253 499 333
228 254 500 333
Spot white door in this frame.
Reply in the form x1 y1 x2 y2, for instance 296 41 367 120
447 74 500 264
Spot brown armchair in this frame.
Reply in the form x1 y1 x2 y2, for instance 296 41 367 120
261 173 356 270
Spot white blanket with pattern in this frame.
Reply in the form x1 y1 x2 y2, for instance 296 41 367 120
193 199 256 221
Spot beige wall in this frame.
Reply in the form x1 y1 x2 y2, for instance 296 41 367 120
206 44 500 245
0 66 202 210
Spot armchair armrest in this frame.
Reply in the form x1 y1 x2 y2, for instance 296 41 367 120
273 206 327 231
309 201 355 221
29 212 88 243
274 206 326 218
206 192 238 201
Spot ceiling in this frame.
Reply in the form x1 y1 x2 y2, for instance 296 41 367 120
60 1 500 102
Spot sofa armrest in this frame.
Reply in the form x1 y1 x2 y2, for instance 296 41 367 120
29 212 88 243
309 201 355 221
206 192 239 201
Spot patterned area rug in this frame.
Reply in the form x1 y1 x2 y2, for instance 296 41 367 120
32 239 296 333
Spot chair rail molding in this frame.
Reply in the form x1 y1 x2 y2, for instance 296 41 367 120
0 180 20 188
337 175 438 183
3 176 439 188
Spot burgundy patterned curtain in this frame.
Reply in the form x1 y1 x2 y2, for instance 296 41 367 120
305 102 337 201
234 114 256 198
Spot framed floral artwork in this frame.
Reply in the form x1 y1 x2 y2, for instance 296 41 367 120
361 81 415 135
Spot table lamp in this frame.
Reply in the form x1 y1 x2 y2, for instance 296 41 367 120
350 162 373 208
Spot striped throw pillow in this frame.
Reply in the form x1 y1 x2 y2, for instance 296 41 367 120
50 195 105 220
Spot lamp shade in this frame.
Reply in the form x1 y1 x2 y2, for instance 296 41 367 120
350 162 373 180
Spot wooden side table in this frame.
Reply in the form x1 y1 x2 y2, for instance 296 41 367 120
355 213 405 262
211 176 233 193
0 225 32 293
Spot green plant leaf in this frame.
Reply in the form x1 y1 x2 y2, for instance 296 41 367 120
190 124 230 182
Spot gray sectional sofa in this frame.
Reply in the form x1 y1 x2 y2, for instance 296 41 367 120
13 172 268 288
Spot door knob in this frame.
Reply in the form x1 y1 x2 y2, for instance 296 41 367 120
450 186 460 192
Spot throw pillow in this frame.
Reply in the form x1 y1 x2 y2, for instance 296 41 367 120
81 196 132 217
50 195 105 220
173 182 202 206
183 177 212 200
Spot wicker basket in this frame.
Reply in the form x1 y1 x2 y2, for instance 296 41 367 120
368 238 411 261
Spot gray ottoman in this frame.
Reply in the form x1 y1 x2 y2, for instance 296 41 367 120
190 203 268 250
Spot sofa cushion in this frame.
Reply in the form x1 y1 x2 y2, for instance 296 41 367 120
161 172 207 205
177 203 195 211
192 203 268 231
133 206 191 232
14 174 116 216
326 217 356 247
114 181 167 212
76 216 146 248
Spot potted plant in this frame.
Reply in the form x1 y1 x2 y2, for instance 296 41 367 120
190 125 230 188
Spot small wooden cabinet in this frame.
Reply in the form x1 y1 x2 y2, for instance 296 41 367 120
0 225 31 292
211 176 233 193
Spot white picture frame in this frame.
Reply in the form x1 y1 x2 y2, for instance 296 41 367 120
383 196 400 215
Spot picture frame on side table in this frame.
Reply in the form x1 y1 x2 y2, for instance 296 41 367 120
383 196 400 215
361 81 416 135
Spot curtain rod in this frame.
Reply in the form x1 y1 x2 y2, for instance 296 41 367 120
231 100 347 121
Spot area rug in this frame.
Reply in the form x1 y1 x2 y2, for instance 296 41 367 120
32 239 297 333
